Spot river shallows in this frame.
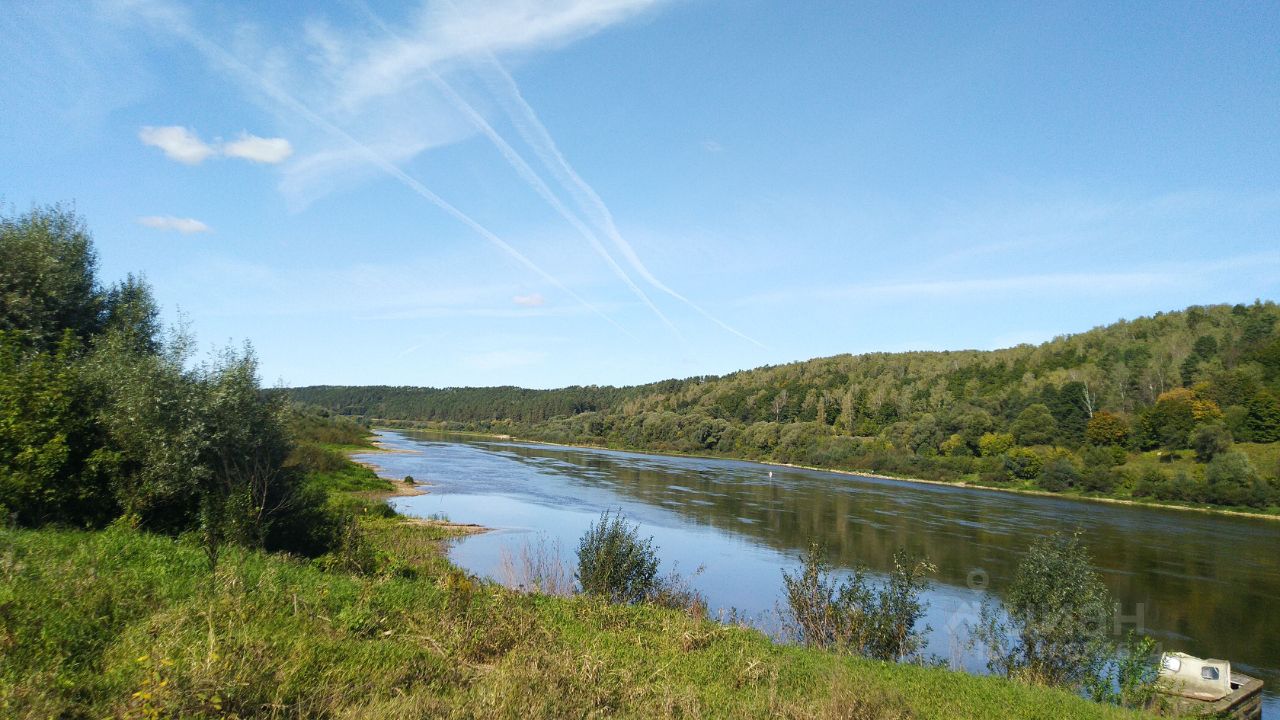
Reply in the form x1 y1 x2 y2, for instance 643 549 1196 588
359 429 1279 712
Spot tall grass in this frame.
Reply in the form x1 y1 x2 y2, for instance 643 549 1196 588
0 522 1157 719
498 534 574 596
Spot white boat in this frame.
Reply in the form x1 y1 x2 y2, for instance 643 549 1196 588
1156 652 1263 719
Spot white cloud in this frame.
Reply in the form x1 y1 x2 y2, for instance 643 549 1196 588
513 292 546 307
701 139 723 153
138 125 215 164
140 125 293 165
137 215 212 234
223 133 293 163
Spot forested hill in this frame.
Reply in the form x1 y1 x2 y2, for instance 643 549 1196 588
286 302 1280 510
282 383 653 424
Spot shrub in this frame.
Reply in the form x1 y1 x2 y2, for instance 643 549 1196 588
1204 450 1261 507
575 510 659 604
1131 467 1166 498
1190 422 1232 462
1080 444 1124 469
975 532 1113 689
1037 458 1080 492
1002 448 1043 480
1085 631 1162 709
1079 466 1118 493
781 541 935 662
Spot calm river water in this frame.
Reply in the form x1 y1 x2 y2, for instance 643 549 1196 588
357 430 1279 712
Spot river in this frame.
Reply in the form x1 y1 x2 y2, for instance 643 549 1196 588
357 429 1279 713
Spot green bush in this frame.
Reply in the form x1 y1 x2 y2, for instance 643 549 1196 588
1190 422 1232 462
1079 466 1118 493
1003 448 1043 480
781 541 935 662
976 532 1114 689
1037 458 1080 492
575 510 659 604
1204 450 1263 507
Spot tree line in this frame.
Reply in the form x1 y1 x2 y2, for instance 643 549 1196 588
289 301 1280 511
1 205 355 564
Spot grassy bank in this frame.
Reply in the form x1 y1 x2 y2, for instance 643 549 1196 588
0 526 1155 719
0 440 1155 719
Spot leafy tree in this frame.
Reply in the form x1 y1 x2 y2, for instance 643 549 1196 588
1189 422 1232 463
976 532 1114 689
1011 404 1058 446
1244 390 1280 443
1084 411 1128 446
102 274 161 355
1137 388 1221 450
1003 448 1043 481
195 346 302 566
1080 444 1124 469
576 510 659 604
0 331 115 526
978 432 1014 457
782 541 866 650
0 205 103 350
1047 382 1091 443
939 434 970 457
84 334 205 534
1079 466 1118 494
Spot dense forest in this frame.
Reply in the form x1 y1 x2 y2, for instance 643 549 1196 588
289 302 1280 511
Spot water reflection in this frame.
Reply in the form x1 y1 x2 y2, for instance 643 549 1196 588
360 430 1279 711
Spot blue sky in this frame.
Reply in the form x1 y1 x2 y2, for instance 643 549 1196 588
3 1 1278 388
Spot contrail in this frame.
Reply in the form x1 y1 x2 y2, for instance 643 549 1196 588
349 0 682 338
129 1 632 339
477 56 767 348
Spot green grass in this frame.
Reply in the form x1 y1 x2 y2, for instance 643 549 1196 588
308 462 392 494
1237 441 1280 480
0 522 1158 719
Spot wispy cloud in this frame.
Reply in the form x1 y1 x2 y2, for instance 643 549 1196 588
139 125 215 164
479 57 765 347
138 215 212 233
223 133 293 163
337 0 667 110
351 4 681 337
701 139 723 153
513 292 546 307
122 0 633 339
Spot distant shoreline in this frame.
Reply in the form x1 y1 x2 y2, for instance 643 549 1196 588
380 426 1280 523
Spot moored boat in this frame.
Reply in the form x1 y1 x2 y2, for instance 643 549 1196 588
1156 652 1263 719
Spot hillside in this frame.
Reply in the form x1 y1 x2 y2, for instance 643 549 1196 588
288 302 1280 512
